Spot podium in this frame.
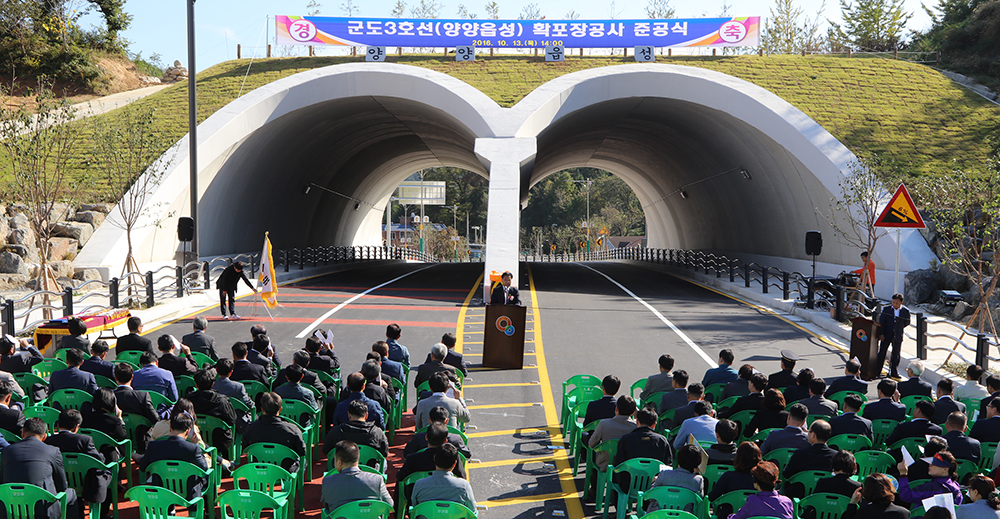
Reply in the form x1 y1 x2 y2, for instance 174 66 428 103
851 316 882 380
483 304 527 369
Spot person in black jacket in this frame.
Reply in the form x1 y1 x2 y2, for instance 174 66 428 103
156 335 198 379
139 413 208 500
886 400 943 448
81 340 115 380
49 347 98 394
115 317 155 357
58 317 90 352
112 363 158 455
324 400 390 458
971 398 1000 443
843 473 911 519
489 271 520 305
720 373 768 419
816 450 863 498
0 334 43 373
395 424 466 504
783 419 838 497
81 388 128 461
613 407 672 467
1 417 81 519
783 368 815 404
706 419 739 466
426 333 468 377
876 294 911 379
943 411 981 468
863 379 907 422
828 394 873 441
242 393 306 474
215 261 256 319
744 388 789 437
403 406 472 459
825 358 869 397
933 378 967 425
45 409 112 509
0 383 26 435
707 441 761 517
182 316 218 362
187 368 237 456
230 342 269 385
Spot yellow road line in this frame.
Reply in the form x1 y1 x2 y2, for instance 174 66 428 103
485 491 581 507
467 402 541 410
455 272 484 356
463 382 540 388
467 455 558 469
528 265 586 519
466 426 558 438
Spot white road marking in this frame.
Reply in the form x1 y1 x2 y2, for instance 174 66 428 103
294 264 438 338
580 264 716 368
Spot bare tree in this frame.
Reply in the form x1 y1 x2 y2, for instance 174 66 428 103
565 9 580 20
340 0 357 16
91 104 177 293
518 3 541 19
457 4 478 18
0 81 81 320
608 0 624 19
391 0 407 17
484 1 499 19
645 0 676 18
411 0 444 18
306 0 322 16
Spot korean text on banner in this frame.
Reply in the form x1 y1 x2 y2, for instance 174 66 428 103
258 233 278 309
276 16 761 49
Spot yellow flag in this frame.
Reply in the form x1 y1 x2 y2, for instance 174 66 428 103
258 233 278 309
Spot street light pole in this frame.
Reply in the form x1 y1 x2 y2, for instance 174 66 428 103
186 0 198 257
419 170 426 254
571 178 593 254
443 204 458 261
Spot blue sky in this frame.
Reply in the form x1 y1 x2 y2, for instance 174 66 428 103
93 0 934 73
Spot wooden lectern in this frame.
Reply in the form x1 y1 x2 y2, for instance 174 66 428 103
483 304 527 369
851 316 882 380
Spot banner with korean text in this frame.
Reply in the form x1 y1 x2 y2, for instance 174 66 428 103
276 16 760 49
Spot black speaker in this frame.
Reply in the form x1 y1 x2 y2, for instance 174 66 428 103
177 217 194 242
805 231 822 256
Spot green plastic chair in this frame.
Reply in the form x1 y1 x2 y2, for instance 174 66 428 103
32 358 67 380
828 433 873 452
889 437 928 460
115 350 144 365
703 464 734 495
415 381 432 402
187 351 215 369
806 414 832 426
121 412 154 454
828 391 869 410
244 442 305 508
715 396 740 414
47 388 93 411
704 383 727 404
23 405 60 434
784 470 832 497
219 489 281 519
642 391 671 413
12 372 48 404
796 493 851 519
0 427 21 444
585 439 620 511
62 452 120 519
710 489 756 519
562 374 603 424
762 448 797 473
230 396 255 421
637 511 701 519
174 376 196 398
144 459 217 510
0 483 68 519
901 395 933 416
197 414 239 461
960 398 981 418
80 427 133 487
111 359 139 371
409 500 477 519
981 442 999 472
277 408 316 480
957 458 979 484
396 471 435 519
854 450 895 477
656 409 678 435
634 485 705 519
241 380 270 403
572 417 601 475
358 444 388 474
748 428 779 444
631 378 648 402
95 375 117 389
125 485 204 519
871 419 900 449
326 499 393 519
727 409 757 441
911 506 926 519
147 391 175 409
604 458 669 519
233 463 294 519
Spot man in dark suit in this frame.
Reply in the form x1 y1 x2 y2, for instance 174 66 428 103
0 334 44 373
156 335 198 379
402 405 471 459
943 411 981 464
784 369 815 404
862 379 907 422
414 343 459 389
273 364 318 426
825 358 869 397
359 360 392 418
783 419 838 496
245 325 282 371
720 372 767 419
658 370 692 413
45 409 111 510
274 351 327 396
215 261 255 319
932 378 966 424
242 393 306 474
371 342 402 383
426 333 468 376
971 398 1000 443
1 417 81 519
876 294 911 379
885 400 942 447
324 400 390 458
115 316 155 357
668 383 704 429
761 403 811 454
112 363 158 453
181 316 218 361
0 382 26 435
815 450 863 498
583 375 620 426
188 368 238 455
138 413 209 499
898 361 933 398
639 355 674 402
828 393 873 441
305 336 340 375
613 407 672 467
981 375 1000 419
49 347 98 394
767 350 799 390
230 342 269 385
58 317 90 353
720 363 753 401
489 271 521 305
802 378 839 417
395 424 466 504
81 340 115 380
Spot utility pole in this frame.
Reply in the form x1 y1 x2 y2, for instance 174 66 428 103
186 0 198 257
570 178 593 253
418 169 426 254
443 204 458 261
384 195 396 247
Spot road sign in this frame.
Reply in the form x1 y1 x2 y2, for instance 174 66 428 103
874 184 925 228
550 244 556 252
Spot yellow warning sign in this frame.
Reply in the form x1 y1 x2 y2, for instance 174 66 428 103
874 184 925 228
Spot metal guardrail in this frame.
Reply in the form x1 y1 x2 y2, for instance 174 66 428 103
0 245 435 336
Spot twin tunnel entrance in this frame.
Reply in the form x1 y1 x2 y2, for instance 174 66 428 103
77 62 936 297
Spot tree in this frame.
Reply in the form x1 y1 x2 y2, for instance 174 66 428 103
762 0 826 54
340 0 357 16
645 0 676 18
411 0 444 18
306 0 322 16
485 1 500 19
91 103 176 292
829 0 912 51
0 0 40 56
391 0 407 17
457 5 478 18
0 82 81 320
518 3 541 19
565 10 580 20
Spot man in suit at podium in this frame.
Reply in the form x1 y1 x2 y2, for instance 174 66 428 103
877 294 911 379
490 271 521 305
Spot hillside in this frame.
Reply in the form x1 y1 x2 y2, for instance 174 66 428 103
5 54 1000 201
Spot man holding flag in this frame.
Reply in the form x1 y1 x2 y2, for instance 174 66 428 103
257 232 279 314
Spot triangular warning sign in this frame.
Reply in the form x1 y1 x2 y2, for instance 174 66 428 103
874 184 925 228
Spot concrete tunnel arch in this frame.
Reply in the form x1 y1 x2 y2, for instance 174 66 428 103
76 62 935 297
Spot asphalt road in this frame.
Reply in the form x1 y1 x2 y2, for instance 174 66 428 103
142 260 854 519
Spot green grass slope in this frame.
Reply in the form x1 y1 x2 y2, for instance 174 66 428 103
10 54 1000 201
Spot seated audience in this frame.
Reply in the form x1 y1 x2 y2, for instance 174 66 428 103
645 443 704 512
81 340 114 380
955 364 991 401
980 375 1000 419
767 350 799 390
335 372 386 430
614 407 672 467
828 393 873 441
825 358 868 398
783 368 814 404
0 334 43 373
413 372 467 431
273 364 319 425
81 388 127 459
703 349 738 387
371 341 403 384
212 358 256 411
897 450 963 507
131 352 178 402
707 419 739 466
139 413 208 500
115 316 155 356
640 355 674 402
972 398 1000 443
230 342 269 386
944 411 981 466
843 473 910 519
45 409 111 514
744 388 788 437
783 419 837 483
802 378 838 417
673 401 719 450
188 368 238 456
59 317 90 352
589 396 638 472
708 442 761 516
305 336 340 375
730 461 795 519
321 440 393 513
274 351 327 397
112 362 158 454
958 475 1000 519
760 403 810 455
49 347 98 394
863 379 907 422
156 334 198 378
659 370 691 412
720 372 768 419
584 375 621 428
182 316 218 361
426 333 468 376
721 364 754 401
324 400 390 458
360 359 392 417
396 424 466 504
415 343 459 389
410 443 476 512
0 381 26 435
242 393 307 474
384 323 410 366
404 406 471 459
934 378 967 424
1 417 81 519
148 398 216 469
667 383 704 430
886 400 942 448
815 450 862 497
898 361 933 398
903 435 949 481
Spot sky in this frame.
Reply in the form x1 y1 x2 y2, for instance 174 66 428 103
84 0 935 73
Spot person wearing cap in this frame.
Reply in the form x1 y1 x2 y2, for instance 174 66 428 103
897 450 963 506
899 360 933 398
215 260 256 320
876 293 911 379
729 461 795 519
825 358 869 396
489 271 520 305
767 350 798 390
